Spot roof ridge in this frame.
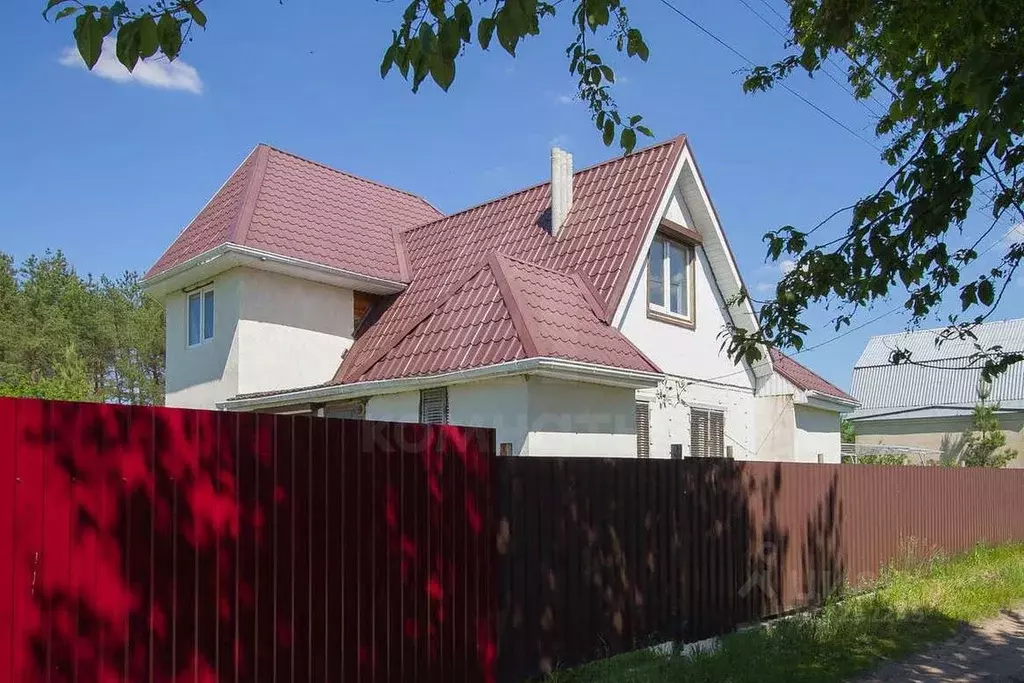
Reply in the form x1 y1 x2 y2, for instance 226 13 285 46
399 135 687 238
344 256 495 381
230 145 270 245
258 143 438 210
489 253 540 357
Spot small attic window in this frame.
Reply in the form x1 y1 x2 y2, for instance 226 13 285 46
647 234 694 322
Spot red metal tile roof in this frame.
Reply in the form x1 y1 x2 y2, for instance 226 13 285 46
335 136 685 383
352 253 658 382
769 348 857 403
144 145 441 281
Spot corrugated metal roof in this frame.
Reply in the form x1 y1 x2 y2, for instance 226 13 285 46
334 136 685 384
769 348 856 402
145 145 441 282
850 319 1024 419
352 253 659 382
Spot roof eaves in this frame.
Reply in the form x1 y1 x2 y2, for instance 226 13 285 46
230 144 271 245
488 253 540 357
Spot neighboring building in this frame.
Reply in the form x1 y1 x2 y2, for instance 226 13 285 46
143 136 854 460
756 349 859 463
848 319 1024 467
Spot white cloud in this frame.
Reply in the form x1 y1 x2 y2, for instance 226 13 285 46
755 282 775 294
59 38 203 94
556 93 574 105
779 259 796 274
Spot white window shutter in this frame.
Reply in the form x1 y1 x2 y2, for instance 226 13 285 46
635 402 650 458
419 387 449 425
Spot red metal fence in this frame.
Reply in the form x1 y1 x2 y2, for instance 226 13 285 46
494 457 1024 681
0 397 497 683
6 398 1024 683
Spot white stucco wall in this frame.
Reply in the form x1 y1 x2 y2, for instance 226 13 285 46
637 378 756 458
449 377 530 456
165 270 243 409
525 377 637 457
614 180 758 459
754 395 795 462
795 405 841 463
363 376 634 457
164 267 355 409
236 269 354 395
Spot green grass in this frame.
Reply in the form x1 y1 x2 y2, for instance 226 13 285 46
547 542 1024 683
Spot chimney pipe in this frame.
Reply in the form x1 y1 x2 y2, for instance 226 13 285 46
550 147 573 236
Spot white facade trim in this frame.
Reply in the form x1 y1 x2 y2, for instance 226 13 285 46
143 243 409 298
218 358 663 411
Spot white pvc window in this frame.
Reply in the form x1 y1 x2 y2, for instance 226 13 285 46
647 235 694 319
187 287 215 347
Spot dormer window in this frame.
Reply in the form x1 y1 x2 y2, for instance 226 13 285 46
647 234 694 323
187 286 215 347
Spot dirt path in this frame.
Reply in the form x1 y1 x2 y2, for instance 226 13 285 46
854 608 1024 682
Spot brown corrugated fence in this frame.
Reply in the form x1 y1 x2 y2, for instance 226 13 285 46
494 457 1024 681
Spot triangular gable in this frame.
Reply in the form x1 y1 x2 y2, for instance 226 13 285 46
609 140 771 379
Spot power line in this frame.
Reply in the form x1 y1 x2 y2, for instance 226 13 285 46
732 0 886 120
701 306 899 384
656 0 882 152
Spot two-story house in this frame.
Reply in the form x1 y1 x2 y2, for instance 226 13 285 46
142 136 856 460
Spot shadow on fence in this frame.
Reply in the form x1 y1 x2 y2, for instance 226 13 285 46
1 398 496 683
493 459 850 682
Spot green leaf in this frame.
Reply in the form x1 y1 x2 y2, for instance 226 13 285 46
978 278 995 306
380 44 396 78
454 2 472 41
74 11 104 69
430 56 456 91
628 114 642 126
157 12 182 60
137 14 159 58
621 127 637 153
602 118 614 146
53 6 78 21
478 17 495 50
43 0 70 19
116 22 140 71
627 28 649 61
182 1 207 28
109 1 127 16
600 65 614 83
636 125 653 137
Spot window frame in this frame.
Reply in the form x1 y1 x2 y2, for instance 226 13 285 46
646 231 696 327
186 285 215 348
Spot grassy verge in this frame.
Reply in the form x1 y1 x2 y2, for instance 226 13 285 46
548 542 1024 683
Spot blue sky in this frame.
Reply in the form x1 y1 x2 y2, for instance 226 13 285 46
2 0 1019 390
